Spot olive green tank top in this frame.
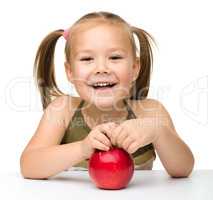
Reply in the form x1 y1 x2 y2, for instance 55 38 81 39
61 98 156 170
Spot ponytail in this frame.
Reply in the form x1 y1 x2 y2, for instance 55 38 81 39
130 27 155 100
33 29 65 110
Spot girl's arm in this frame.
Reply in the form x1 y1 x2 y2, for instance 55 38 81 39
152 101 195 177
154 126 194 177
20 141 87 179
20 96 87 179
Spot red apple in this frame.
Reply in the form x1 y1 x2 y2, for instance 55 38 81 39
88 147 134 190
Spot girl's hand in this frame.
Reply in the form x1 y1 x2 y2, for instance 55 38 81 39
106 118 161 154
81 122 118 159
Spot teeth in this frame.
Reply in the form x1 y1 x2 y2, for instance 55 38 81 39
93 82 113 87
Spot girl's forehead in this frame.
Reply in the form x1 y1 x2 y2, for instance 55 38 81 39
70 21 132 50
70 19 129 35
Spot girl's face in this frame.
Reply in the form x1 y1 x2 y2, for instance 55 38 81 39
65 22 139 110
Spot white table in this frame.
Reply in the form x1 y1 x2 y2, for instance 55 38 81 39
1 170 212 200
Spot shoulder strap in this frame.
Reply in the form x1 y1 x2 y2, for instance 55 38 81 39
77 99 85 110
68 99 85 125
123 98 137 119
75 99 91 131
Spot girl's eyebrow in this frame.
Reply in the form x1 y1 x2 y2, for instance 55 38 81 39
75 49 93 55
107 48 127 54
75 48 127 56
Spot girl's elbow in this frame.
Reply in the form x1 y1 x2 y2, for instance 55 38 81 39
169 156 195 178
169 163 194 178
169 170 192 178
20 153 49 180
20 166 49 180
20 153 28 178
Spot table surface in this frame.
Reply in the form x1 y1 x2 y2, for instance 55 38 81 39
1 170 212 200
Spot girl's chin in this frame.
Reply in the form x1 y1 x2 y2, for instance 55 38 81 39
92 97 117 110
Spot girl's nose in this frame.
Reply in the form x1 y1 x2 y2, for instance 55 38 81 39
94 59 110 74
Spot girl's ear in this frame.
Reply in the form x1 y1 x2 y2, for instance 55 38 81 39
64 61 74 84
132 57 140 82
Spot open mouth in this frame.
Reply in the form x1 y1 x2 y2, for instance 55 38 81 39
89 82 117 91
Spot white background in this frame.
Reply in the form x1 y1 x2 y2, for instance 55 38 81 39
0 0 212 174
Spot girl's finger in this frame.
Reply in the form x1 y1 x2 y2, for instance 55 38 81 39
127 142 139 154
111 125 123 146
92 139 110 151
94 131 111 147
116 130 128 147
122 136 135 150
100 122 117 139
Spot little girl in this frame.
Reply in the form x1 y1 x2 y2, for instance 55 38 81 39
20 11 194 179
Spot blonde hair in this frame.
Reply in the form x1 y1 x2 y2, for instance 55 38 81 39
33 11 155 110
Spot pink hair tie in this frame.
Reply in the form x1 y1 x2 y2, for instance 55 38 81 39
63 29 69 40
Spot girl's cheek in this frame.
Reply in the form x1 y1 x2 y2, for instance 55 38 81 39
74 66 89 82
114 65 133 84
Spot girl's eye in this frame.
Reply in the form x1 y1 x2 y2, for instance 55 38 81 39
80 57 93 61
110 56 123 60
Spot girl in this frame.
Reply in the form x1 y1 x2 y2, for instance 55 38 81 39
20 11 194 179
